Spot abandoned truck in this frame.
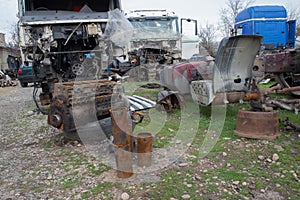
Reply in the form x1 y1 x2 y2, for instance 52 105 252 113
234 5 300 95
18 0 156 140
18 0 131 105
108 10 199 81
124 10 183 81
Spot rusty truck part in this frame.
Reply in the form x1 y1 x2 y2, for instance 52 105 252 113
48 80 116 135
48 79 156 139
111 108 133 149
264 97 300 114
254 49 300 96
156 90 184 112
234 110 280 139
137 132 153 167
244 93 260 101
264 50 300 74
160 35 262 106
277 98 300 104
278 86 300 93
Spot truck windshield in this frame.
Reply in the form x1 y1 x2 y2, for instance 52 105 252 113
129 17 180 39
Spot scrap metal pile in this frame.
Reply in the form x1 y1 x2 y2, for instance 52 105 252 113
0 70 17 87
254 48 300 96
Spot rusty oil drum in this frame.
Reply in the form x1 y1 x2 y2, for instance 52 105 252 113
137 132 153 167
111 108 134 178
234 110 280 139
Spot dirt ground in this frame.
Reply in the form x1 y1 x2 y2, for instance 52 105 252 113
0 85 299 200
0 85 161 199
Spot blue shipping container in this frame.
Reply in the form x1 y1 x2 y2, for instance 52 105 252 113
235 5 296 49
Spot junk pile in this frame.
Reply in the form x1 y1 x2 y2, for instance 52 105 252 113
263 84 300 114
0 70 17 87
234 79 280 139
235 81 300 139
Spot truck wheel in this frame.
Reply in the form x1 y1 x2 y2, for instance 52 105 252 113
20 82 28 87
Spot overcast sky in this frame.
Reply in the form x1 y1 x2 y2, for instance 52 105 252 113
0 0 299 42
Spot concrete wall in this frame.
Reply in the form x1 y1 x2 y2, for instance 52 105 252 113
0 47 20 71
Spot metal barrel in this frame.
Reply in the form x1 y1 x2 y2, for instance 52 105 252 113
234 110 280 139
137 132 153 167
114 145 134 178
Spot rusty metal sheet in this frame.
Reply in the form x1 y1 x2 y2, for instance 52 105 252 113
264 49 300 73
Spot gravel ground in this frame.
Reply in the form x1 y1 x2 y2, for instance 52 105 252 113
0 86 163 200
0 86 108 199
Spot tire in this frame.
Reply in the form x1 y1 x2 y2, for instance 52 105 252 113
20 82 28 87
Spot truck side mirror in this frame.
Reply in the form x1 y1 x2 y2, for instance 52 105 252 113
180 18 198 36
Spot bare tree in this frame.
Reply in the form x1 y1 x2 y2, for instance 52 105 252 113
198 23 218 56
8 22 19 48
287 3 300 36
219 0 255 37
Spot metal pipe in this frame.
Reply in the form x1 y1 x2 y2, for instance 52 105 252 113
263 84 282 95
111 107 134 178
277 98 300 104
279 86 300 93
269 99 294 111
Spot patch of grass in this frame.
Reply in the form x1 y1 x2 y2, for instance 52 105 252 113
203 167 248 182
35 188 44 193
87 163 111 175
61 177 82 189
91 182 112 194
147 169 200 199
123 81 162 101
63 152 88 166
81 191 91 199
205 184 219 193
255 179 264 189
42 141 53 148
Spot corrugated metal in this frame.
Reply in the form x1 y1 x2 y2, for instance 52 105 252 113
127 95 156 111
